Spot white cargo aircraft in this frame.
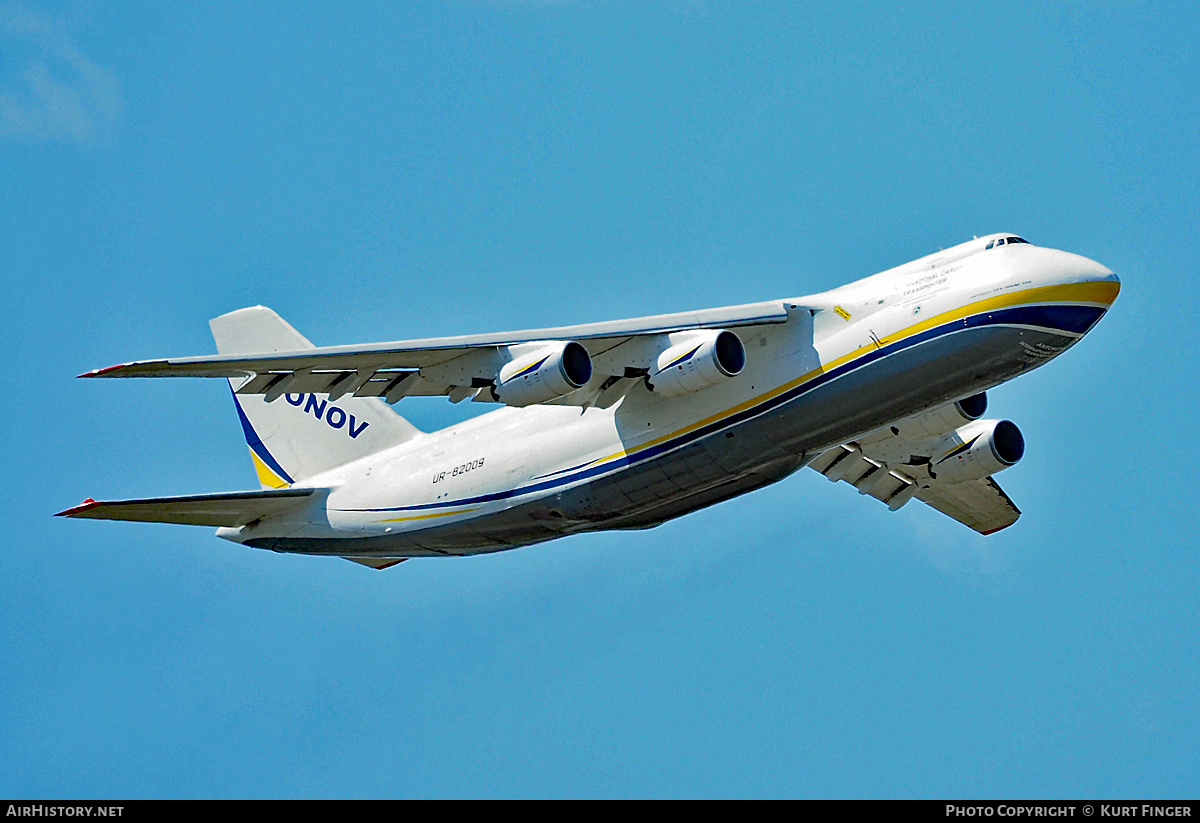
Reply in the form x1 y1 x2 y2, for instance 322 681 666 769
60 234 1120 569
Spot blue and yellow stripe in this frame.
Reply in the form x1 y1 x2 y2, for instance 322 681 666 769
505 356 550 381
350 279 1118 518
231 390 294 489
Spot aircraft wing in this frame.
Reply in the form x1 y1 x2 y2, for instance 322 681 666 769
913 477 1021 534
806 430 1021 535
80 301 793 407
55 488 319 528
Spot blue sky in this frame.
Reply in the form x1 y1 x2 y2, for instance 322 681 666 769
2 1 1197 798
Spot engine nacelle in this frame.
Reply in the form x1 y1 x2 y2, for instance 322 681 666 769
646 330 745 398
494 341 593 407
930 418 1025 484
897 392 988 440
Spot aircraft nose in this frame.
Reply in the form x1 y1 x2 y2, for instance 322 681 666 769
1022 246 1120 308
1071 251 1119 289
1048 246 1116 280
1008 246 1120 339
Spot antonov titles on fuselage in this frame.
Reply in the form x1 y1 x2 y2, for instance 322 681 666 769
60 234 1120 569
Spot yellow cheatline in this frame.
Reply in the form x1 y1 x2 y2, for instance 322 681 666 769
251 449 290 489
373 508 480 523
576 280 1118 474
872 280 1120 352
364 281 1121 502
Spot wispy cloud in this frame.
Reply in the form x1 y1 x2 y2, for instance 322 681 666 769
0 6 122 144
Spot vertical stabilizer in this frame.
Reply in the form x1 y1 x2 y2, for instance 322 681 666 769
211 306 422 487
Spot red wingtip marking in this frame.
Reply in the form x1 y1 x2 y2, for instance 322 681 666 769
374 559 408 570
980 523 1014 535
80 363 129 378
56 498 100 517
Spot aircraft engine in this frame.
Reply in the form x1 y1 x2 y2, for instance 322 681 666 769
898 392 988 440
930 418 1025 484
494 341 593 406
647 330 746 398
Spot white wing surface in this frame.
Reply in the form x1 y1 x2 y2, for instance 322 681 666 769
82 302 792 408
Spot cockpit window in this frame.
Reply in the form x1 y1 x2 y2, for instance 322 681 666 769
985 236 1028 250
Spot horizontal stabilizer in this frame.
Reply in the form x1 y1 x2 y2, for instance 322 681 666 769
56 488 319 528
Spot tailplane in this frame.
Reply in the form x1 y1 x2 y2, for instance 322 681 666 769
55 488 319 527
211 307 422 487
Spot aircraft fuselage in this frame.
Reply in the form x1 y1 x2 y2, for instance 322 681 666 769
220 235 1119 557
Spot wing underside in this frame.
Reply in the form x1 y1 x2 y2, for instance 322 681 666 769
807 430 1021 535
915 477 1021 535
81 301 794 408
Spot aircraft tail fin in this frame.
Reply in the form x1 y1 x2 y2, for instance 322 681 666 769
211 307 422 487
